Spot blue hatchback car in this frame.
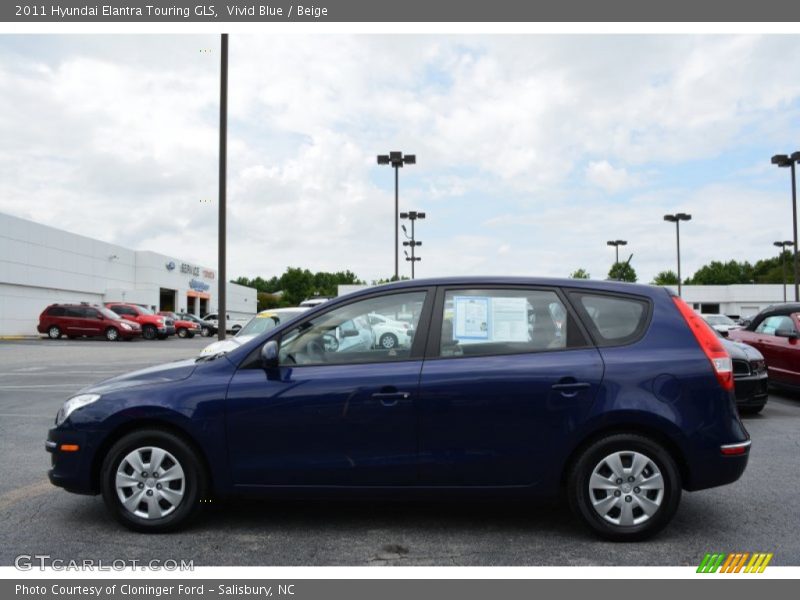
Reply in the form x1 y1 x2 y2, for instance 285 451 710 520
47 278 750 540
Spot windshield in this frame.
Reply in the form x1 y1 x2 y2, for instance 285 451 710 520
237 310 305 337
136 305 155 315
98 307 122 320
706 315 734 325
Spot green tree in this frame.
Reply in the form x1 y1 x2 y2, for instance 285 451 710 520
608 261 638 283
569 268 590 279
256 292 282 311
652 270 679 285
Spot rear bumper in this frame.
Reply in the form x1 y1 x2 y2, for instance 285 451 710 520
683 440 751 491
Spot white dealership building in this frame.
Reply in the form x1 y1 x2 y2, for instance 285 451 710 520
0 212 256 336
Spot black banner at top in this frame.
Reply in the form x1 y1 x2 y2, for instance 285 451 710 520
4 0 800 22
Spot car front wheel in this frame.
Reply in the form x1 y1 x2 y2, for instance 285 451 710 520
142 325 157 340
567 433 681 541
100 429 207 532
105 327 120 341
48 326 61 339
177 328 188 338
379 333 398 349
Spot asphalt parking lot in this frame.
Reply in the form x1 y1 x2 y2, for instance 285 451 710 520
1 337 799 566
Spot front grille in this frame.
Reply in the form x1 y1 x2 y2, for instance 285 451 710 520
164 319 174 326
732 359 751 377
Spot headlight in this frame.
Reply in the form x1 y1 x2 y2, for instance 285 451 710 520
156 318 164 325
55 394 101 426
120 322 132 330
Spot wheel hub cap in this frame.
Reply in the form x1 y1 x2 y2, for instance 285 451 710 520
115 446 185 520
588 450 664 527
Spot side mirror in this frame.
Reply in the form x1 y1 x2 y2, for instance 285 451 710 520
261 340 279 369
775 328 799 340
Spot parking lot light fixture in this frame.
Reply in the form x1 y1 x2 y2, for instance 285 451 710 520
772 152 800 301
774 240 794 302
664 213 691 297
377 151 416 280
606 240 628 264
401 210 425 279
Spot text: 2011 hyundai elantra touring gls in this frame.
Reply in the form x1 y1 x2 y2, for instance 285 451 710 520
47 278 750 540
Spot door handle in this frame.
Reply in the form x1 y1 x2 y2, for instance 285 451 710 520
551 381 591 398
371 391 410 406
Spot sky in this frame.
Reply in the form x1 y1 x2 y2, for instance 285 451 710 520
2 34 800 284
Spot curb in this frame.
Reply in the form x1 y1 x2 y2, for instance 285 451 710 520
0 336 40 340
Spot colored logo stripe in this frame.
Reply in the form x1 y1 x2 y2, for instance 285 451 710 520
697 552 772 573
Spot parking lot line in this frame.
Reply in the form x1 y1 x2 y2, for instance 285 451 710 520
0 479 54 512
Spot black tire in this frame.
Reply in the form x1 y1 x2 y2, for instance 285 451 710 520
100 429 208 533
142 325 157 340
567 433 681 542
739 405 765 416
186 332 195 339
379 333 398 349
157 333 168 340
105 327 120 342
47 326 62 339
200 327 211 337
231 325 241 334
177 328 188 339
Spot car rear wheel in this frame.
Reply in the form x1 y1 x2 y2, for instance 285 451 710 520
100 429 207 532
739 405 765 415
47 326 61 339
105 327 119 341
200 327 211 337
567 433 681 541
379 333 398 349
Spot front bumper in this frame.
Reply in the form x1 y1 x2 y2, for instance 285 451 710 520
733 373 768 409
46 428 99 495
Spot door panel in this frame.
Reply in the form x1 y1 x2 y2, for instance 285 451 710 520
225 361 422 486
417 348 604 486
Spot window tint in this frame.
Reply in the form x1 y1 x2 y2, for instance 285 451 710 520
64 307 84 318
573 293 649 344
82 307 100 318
755 315 796 335
438 289 576 358
47 306 65 316
278 291 426 366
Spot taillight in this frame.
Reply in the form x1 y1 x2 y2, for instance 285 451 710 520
672 296 734 391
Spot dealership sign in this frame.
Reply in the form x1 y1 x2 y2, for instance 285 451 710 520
189 279 210 292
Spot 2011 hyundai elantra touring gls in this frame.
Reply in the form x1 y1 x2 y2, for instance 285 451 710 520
46 278 750 540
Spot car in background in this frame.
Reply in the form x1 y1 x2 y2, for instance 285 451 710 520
38 303 142 341
201 312 250 334
47 278 750 540
198 307 308 357
728 303 800 390
158 311 201 339
105 303 174 341
299 296 333 308
368 312 414 349
719 334 768 415
702 314 742 336
176 313 217 338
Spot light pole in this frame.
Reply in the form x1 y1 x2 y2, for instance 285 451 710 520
663 213 691 297
606 239 627 265
401 211 425 279
377 151 416 281
774 240 793 302
217 33 228 341
771 152 800 301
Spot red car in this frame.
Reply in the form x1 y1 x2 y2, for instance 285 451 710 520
727 303 800 389
105 303 174 340
158 311 201 338
38 303 142 341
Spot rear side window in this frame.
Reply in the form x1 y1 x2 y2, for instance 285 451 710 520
570 292 650 346
64 307 84 318
438 288 587 358
46 306 65 316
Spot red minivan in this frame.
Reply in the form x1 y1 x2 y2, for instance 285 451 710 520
38 304 142 341
728 303 800 389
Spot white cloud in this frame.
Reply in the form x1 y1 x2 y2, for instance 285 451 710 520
585 161 640 193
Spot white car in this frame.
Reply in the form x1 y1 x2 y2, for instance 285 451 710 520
367 312 414 349
199 308 308 357
702 314 742 336
299 296 333 308
201 312 251 334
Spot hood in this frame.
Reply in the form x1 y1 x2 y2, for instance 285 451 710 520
721 338 763 361
199 334 258 357
79 358 197 395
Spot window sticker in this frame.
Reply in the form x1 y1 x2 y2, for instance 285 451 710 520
491 296 529 342
453 296 490 340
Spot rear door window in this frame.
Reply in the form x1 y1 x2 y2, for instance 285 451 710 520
569 292 650 346
437 288 587 358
